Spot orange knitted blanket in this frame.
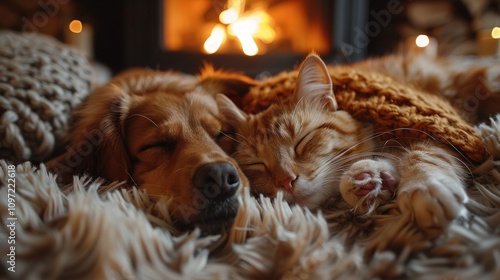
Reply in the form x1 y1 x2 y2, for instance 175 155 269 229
242 66 487 164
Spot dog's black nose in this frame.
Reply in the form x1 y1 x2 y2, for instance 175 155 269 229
192 162 240 200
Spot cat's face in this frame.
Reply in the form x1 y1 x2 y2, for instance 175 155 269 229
233 101 373 209
218 54 374 209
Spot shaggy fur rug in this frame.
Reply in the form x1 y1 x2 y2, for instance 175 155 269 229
1 113 500 279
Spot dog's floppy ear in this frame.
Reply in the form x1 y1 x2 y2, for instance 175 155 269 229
47 84 132 183
198 65 256 108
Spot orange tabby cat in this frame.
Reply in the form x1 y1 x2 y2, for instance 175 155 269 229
217 54 468 233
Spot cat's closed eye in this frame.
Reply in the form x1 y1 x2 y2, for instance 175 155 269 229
295 131 313 155
296 129 336 157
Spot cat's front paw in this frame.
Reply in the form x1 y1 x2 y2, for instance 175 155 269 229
397 173 468 237
340 159 399 213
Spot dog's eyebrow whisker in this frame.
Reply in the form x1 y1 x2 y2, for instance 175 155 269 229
221 132 245 145
220 131 236 139
127 113 160 128
230 131 257 150
226 131 248 143
235 132 252 145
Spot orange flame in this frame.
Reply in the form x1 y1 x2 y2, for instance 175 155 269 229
204 24 226 54
203 0 275 56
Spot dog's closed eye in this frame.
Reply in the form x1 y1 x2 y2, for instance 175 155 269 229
140 139 177 154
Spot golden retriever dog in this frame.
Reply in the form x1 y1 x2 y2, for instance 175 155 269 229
47 67 255 234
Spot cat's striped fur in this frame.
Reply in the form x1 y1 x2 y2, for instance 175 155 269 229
217 54 469 235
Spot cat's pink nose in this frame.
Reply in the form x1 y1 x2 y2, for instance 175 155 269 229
278 174 297 193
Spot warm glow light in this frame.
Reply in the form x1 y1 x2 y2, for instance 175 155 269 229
415 34 430 48
204 0 275 56
69 20 83 34
229 17 259 37
257 25 275 43
220 0 245 24
220 8 239 24
236 34 258 56
250 11 275 43
204 25 226 54
227 10 276 55
492 27 500 39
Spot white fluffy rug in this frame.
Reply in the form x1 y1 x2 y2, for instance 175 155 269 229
1 115 500 280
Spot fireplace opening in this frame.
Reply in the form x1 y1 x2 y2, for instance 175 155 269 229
162 0 331 56
120 0 368 77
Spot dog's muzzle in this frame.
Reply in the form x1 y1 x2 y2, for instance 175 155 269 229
192 162 240 200
190 162 241 235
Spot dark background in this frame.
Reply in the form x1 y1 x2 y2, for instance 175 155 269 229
0 0 498 77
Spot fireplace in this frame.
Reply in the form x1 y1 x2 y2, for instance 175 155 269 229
123 0 369 77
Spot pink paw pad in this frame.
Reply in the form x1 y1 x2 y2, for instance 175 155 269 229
354 172 375 196
353 171 397 196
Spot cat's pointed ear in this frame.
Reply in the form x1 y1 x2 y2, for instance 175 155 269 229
216 93 248 127
294 54 338 111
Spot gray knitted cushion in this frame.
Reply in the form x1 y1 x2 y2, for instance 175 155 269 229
0 31 93 163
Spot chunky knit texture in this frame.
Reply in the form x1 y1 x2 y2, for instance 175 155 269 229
0 31 93 163
243 66 488 163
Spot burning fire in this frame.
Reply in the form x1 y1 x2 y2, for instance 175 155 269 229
204 0 276 56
